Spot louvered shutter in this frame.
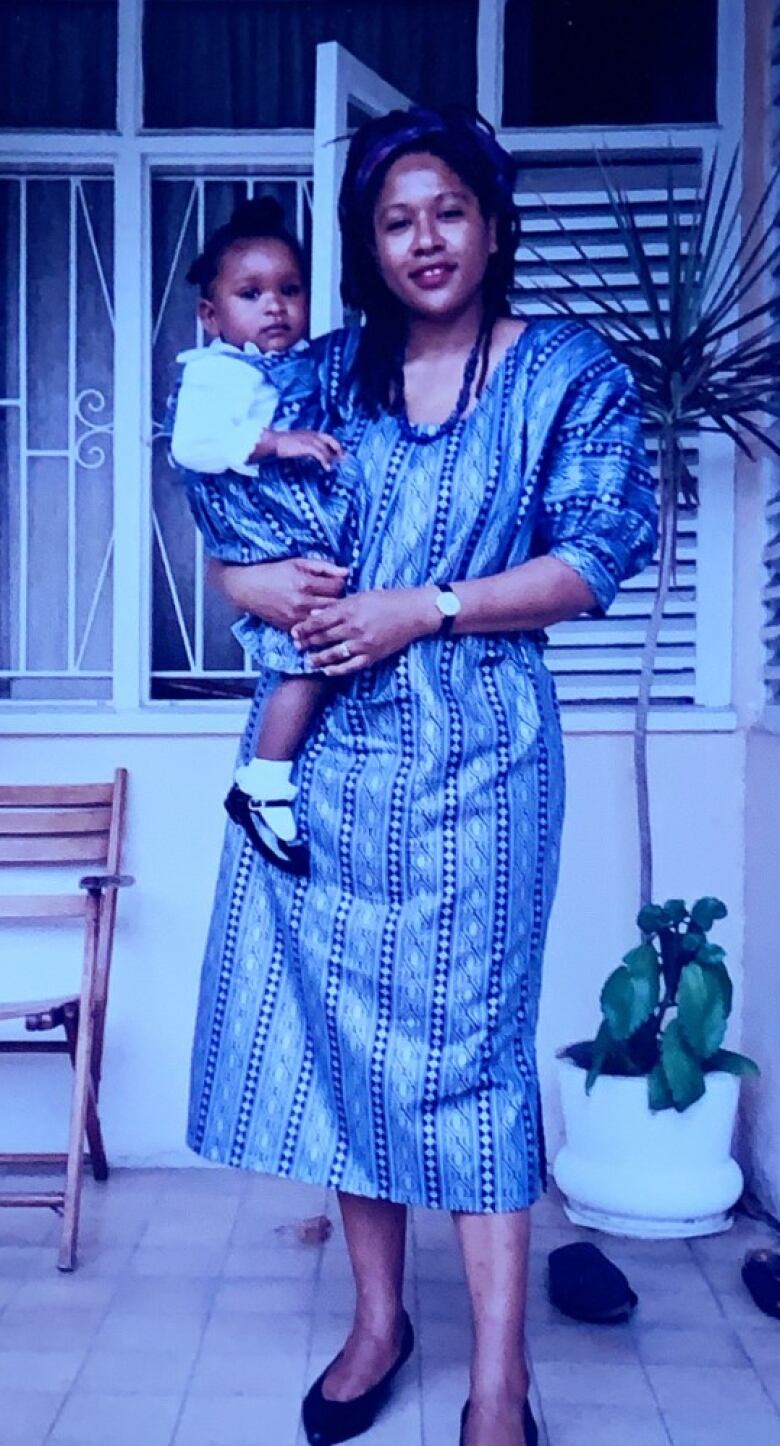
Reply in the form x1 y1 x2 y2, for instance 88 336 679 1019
511 152 703 706
765 5 780 709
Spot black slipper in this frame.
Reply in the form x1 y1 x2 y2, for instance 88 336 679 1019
547 1242 638 1324
302 1311 415 1445
742 1249 780 1321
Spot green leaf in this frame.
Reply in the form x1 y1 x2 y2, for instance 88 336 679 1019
585 1021 614 1093
677 962 729 1059
695 943 726 966
637 904 669 936
662 899 688 924
661 1019 706 1111
706 1048 760 1079
647 1063 675 1112
690 897 728 930
601 966 657 1042
700 960 734 1019
680 928 704 956
622 943 660 983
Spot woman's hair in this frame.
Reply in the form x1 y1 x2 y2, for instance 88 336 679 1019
338 107 520 416
186 196 307 298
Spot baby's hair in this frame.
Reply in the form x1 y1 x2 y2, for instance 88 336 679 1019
186 196 307 298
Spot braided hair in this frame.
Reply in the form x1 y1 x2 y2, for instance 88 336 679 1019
338 107 520 416
186 196 307 298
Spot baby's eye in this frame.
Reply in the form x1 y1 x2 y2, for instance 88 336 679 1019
281 283 302 297
239 287 260 300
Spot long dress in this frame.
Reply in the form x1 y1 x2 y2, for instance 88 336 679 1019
187 318 657 1213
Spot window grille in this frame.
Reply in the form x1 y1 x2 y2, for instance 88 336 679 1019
0 172 114 702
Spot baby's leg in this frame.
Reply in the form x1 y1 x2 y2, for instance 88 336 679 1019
252 674 327 760
232 675 327 860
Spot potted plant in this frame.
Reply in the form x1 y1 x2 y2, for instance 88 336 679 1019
529 152 777 1235
554 897 759 1237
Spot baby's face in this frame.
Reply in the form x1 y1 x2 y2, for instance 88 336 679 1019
199 237 308 352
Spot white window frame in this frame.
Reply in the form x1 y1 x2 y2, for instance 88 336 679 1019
0 0 743 735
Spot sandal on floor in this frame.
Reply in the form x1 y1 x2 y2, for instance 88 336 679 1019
302 1311 415 1445
547 1241 638 1324
742 1249 780 1321
459 1398 538 1446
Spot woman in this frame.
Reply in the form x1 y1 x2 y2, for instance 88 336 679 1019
188 108 656 1446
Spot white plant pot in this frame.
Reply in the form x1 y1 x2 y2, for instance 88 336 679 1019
553 1056 744 1239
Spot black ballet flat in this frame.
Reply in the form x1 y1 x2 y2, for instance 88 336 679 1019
302 1311 415 1445
224 784 309 876
459 1397 538 1446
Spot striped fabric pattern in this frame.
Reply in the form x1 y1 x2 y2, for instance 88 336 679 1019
187 318 657 1211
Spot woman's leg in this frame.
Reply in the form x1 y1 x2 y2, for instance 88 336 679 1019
453 1209 532 1446
321 1192 409 1402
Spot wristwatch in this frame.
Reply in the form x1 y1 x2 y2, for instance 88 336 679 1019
434 583 462 638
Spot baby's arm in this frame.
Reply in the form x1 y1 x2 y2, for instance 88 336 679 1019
171 353 277 477
248 428 344 471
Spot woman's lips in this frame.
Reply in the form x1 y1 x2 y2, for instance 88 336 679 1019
409 264 456 291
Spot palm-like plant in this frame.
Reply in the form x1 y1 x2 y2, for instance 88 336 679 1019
529 152 780 905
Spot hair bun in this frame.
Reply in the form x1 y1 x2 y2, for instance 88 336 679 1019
229 196 286 237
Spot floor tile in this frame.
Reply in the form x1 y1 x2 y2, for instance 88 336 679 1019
49 1391 182 1445
534 1359 657 1409
0 1348 86 1391
174 1392 301 1445
74 1346 197 1395
0 1389 65 1445
541 1401 671 1446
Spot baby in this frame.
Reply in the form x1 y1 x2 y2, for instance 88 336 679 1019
168 197 358 874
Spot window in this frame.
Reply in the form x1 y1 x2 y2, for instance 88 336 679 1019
143 0 478 129
502 0 718 129
0 173 114 701
513 151 704 705
0 0 741 721
0 2 118 131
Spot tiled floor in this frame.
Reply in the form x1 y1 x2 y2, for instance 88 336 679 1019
0 1168 777 1446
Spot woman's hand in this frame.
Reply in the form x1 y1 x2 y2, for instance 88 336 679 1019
292 587 439 675
207 557 349 633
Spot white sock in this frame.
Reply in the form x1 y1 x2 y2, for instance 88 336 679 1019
234 758 298 843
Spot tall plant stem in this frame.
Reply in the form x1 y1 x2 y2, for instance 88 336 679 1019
634 429 678 909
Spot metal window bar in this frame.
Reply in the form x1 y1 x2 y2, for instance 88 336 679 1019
0 172 114 702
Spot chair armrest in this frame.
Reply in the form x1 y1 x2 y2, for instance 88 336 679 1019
78 873 135 892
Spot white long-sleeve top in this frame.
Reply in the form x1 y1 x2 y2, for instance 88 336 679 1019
170 338 306 478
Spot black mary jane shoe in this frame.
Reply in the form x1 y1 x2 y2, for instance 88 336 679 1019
459 1397 538 1446
224 784 309 876
302 1311 415 1446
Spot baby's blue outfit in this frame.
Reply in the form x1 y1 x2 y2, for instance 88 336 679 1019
167 340 359 674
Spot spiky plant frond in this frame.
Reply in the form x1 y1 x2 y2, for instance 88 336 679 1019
525 152 780 906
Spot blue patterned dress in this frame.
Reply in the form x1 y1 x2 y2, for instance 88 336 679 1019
187 319 657 1212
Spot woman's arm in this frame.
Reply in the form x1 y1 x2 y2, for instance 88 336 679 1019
207 557 349 633
292 556 595 676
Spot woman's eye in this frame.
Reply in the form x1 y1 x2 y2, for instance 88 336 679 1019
386 218 409 233
440 209 464 220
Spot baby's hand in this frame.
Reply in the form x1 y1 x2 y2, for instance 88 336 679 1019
269 430 344 470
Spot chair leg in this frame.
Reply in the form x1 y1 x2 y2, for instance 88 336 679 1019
58 898 101 1272
63 1009 109 1183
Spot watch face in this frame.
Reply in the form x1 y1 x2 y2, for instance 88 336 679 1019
437 590 461 618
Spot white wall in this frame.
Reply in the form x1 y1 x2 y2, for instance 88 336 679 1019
0 725 748 1169
741 729 780 1215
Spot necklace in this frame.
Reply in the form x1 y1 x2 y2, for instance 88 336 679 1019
396 328 486 445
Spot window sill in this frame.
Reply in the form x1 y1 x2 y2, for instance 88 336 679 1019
0 704 739 738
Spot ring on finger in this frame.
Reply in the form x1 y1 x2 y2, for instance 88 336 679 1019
338 640 352 660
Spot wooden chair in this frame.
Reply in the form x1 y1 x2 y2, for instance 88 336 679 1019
0 771 132 1270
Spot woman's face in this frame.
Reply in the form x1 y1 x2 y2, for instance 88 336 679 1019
372 151 497 322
